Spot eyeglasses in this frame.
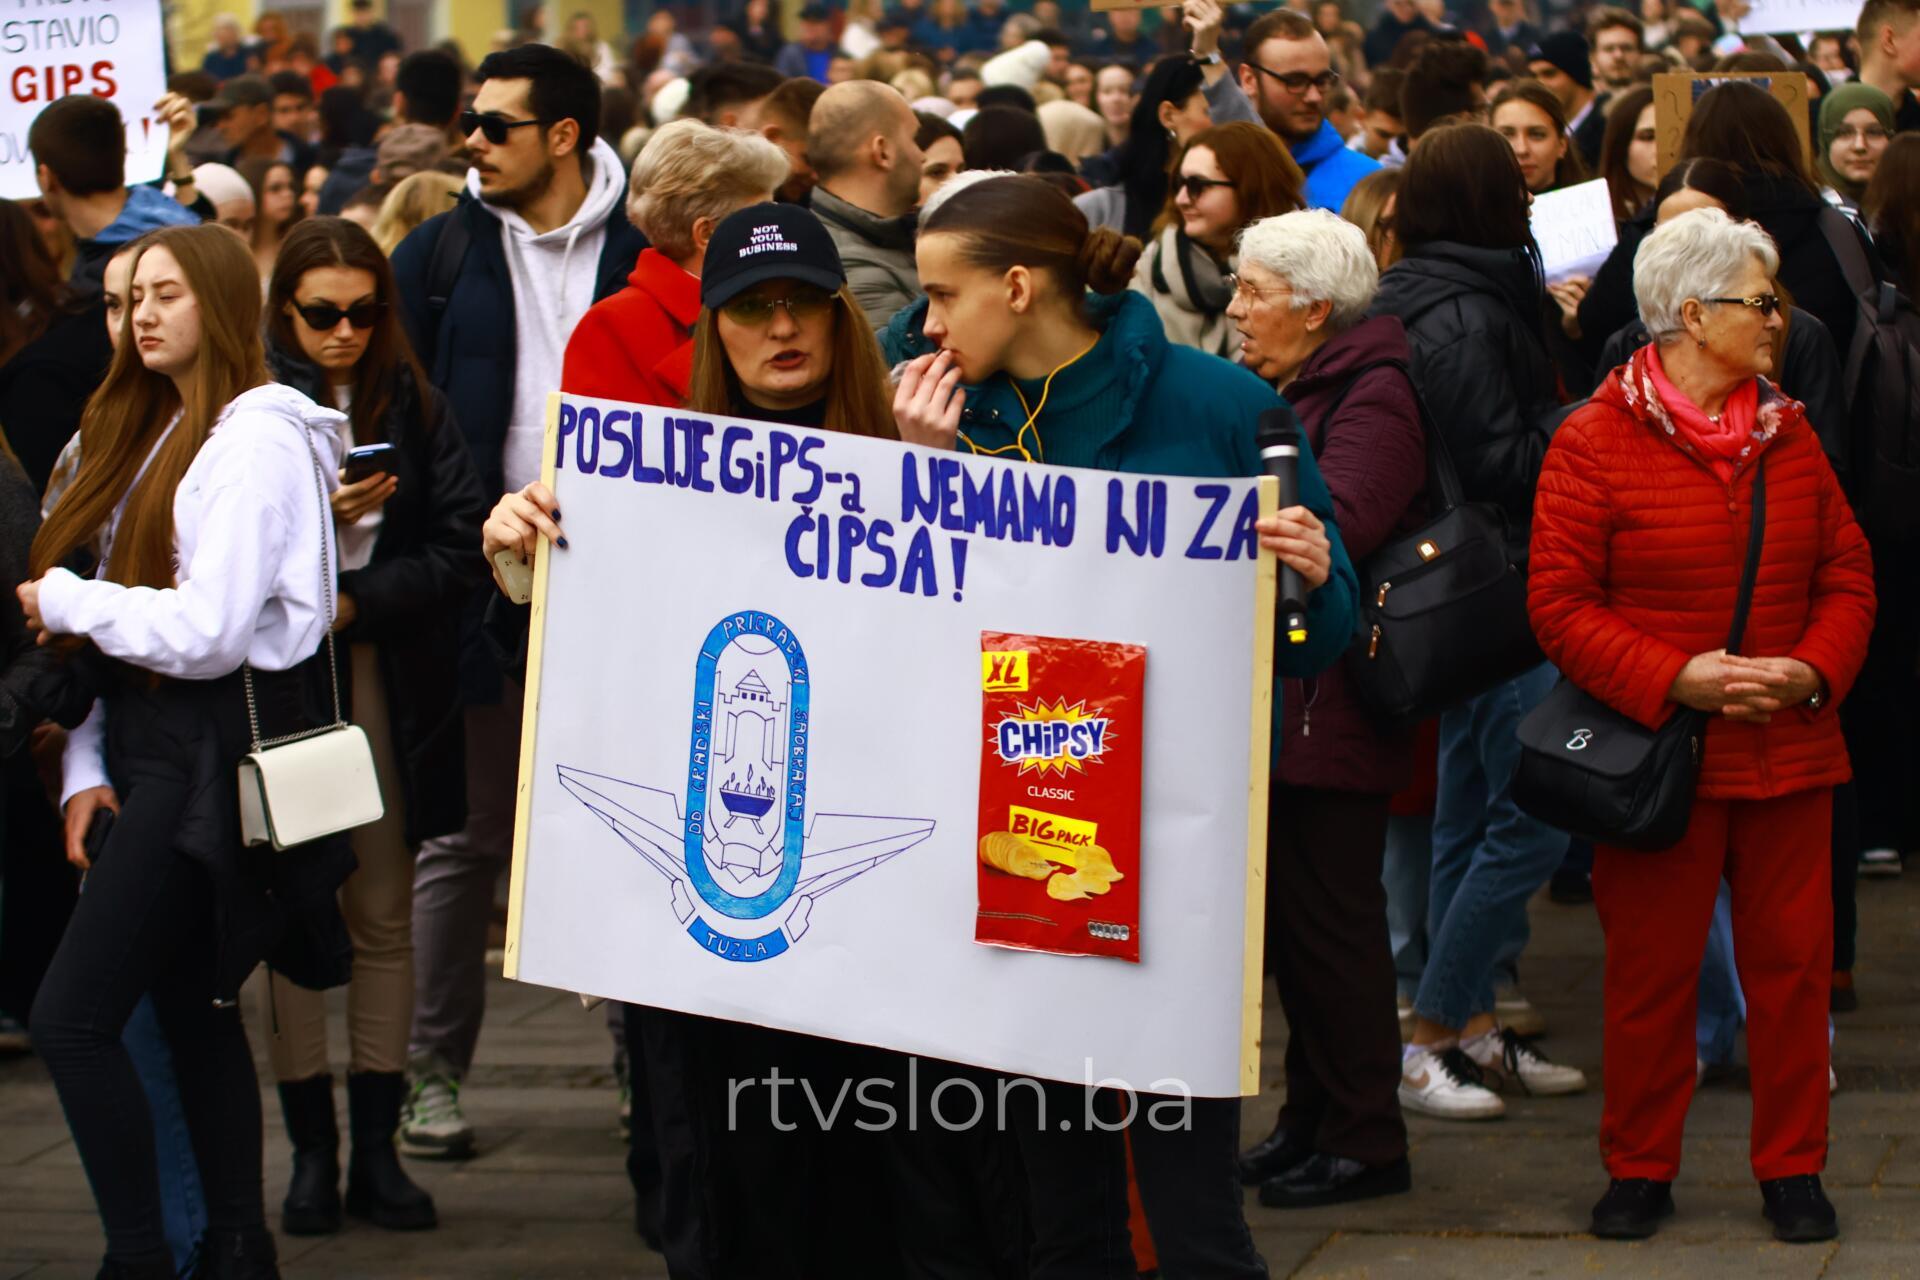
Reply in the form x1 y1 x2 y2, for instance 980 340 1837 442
1174 174 1235 201
1243 61 1340 96
293 300 387 331
1706 293 1782 317
718 284 836 326
460 109 550 145
1834 125 1891 145
1225 273 1295 303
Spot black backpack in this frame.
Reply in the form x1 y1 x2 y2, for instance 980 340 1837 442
1819 208 1920 545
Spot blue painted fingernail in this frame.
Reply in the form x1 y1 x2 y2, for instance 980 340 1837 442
551 509 561 521
557 537 569 549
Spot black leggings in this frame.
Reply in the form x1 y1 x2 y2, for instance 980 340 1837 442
30 792 264 1265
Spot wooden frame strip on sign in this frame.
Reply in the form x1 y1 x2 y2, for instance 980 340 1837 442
502 391 562 981
1239 476 1278 1096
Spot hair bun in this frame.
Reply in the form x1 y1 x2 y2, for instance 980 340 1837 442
1079 226 1144 295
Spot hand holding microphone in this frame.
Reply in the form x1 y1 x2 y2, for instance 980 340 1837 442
1255 411 1332 645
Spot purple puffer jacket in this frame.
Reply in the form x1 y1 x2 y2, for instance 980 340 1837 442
1276 315 1428 795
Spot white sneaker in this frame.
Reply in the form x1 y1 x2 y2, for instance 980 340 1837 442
1830 1066 1839 1095
1466 1027 1588 1096
400 1059 476 1159
1859 847 1902 878
1399 1044 1506 1119
1494 985 1547 1037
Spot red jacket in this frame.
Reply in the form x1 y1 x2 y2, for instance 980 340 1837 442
1529 363 1876 800
561 248 699 406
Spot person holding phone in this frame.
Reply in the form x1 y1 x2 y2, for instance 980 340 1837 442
260 216 488 1238
18 222 354 1280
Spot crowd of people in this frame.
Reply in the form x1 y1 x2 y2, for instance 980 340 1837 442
1 0 1916 1275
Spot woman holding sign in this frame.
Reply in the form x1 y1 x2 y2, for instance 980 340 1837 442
480 203 906 1278
887 172 1359 1279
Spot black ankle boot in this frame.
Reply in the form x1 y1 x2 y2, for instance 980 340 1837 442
276 1074 341 1235
1589 1178 1675 1239
344 1071 438 1230
1761 1174 1838 1243
191 1228 279 1280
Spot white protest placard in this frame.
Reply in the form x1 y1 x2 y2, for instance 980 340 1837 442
1735 0 1862 35
1530 177 1618 283
505 394 1276 1098
1 0 170 200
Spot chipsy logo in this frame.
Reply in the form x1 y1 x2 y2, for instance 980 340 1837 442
993 700 1113 775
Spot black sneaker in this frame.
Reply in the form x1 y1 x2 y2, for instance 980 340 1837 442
1589 1178 1674 1239
1761 1174 1838 1243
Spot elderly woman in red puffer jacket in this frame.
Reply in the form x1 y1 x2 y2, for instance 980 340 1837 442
1529 208 1875 1246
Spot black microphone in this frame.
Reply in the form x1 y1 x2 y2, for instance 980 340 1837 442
1257 411 1309 646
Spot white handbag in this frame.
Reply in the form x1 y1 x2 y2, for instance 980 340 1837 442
236 429 385 851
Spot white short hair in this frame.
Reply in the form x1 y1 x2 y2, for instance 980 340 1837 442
627 119 791 262
1633 207 1780 338
1235 209 1379 331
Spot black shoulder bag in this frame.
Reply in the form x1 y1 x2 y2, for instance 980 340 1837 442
1329 359 1543 724
1513 459 1766 851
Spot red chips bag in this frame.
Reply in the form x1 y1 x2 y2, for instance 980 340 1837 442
976 631 1146 962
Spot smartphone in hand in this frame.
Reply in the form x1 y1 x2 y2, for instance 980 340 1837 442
344 442 400 483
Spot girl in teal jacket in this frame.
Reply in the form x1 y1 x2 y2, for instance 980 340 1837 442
888 173 1358 1277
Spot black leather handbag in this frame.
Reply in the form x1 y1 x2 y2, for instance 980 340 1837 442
1332 359 1543 724
1513 460 1767 851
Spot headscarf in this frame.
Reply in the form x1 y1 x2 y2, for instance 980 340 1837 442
1816 82 1895 204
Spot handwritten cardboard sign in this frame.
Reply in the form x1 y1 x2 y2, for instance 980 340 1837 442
1654 71 1811 177
0 0 170 200
505 394 1278 1096
1530 178 1619 283
1735 0 1865 35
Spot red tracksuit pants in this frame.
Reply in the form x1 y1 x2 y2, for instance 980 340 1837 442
1593 788 1833 1182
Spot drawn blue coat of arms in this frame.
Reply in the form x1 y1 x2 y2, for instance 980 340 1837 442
559 610 935 961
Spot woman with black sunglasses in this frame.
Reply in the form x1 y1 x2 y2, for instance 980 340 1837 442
260 216 489 1239
1130 121 1304 360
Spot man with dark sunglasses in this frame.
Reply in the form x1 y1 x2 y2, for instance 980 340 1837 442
388 40 646 1166
1234 9 1379 214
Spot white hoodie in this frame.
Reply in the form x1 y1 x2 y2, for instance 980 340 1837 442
43 382 349 803
471 137 626 493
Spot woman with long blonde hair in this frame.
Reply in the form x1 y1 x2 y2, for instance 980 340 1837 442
370 171 464 256
18 223 354 1280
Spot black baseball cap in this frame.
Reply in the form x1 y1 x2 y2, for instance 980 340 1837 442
701 204 847 311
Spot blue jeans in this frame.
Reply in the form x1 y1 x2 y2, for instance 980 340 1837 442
1697 881 1746 1067
124 996 206 1275
1383 814 1431 1000
1415 664 1571 1029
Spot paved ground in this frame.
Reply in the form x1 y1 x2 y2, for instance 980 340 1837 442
4 868 1917 1279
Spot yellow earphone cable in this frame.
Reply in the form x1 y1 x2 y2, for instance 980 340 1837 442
957 338 1099 464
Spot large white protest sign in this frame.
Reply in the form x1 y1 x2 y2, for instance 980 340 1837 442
505 394 1276 1097
1735 0 1862 35
1530 177 1619 283
1 0 169 199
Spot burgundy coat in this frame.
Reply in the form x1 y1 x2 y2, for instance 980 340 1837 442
1276 315 1429 794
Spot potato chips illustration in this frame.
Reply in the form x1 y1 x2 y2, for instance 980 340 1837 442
976 632 1145 962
